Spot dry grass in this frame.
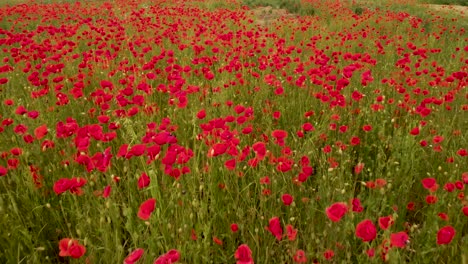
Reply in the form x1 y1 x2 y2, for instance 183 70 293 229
424 4 468 17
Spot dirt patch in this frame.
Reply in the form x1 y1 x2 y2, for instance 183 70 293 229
424 4 467 17
250 6 297 27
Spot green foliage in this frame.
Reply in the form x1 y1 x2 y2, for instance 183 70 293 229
353 6 364 15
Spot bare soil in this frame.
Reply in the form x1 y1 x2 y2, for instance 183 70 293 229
250 6 297 27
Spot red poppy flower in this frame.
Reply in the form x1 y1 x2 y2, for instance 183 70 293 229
267 217 283 241
421 178 437 190
326 202 348 222
457 149 467 157
225 159 236 170
286 224 297 241
58 238 86 259
444 182 455 192
153 249 180 264
259 176 270 185
128 144 146 157
462 206 468 217
366 248 375 258
410 127 420 135
231 223 239 233
138 198 156 220
124 248 144 264
390 232 409 248
138 173 151 189
355 219 377 242
363 125 372 131
53 178 72 195
350 198 364 213
437 226 456 245
272 130 287 146
354 163 364 174
0 166 8 177
213 236 223 246
323 249 334 260
375 178 387 188
252 142 267 159
34 125 48 140
196 109 206 119
293 249 307 263
235 244 254 264
378 215 394 230
281 194 294 206
350 136 360 146
102 185 111 198
426 195 438 204
302 122 314 132
165 249 180 263
406 201 415 211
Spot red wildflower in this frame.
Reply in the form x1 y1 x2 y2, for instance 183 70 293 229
272 130 288 146
286 224 297 241
437 226 456 245
323 249 334 260
302 122 314 132
34 125 48 140
128 144 146 157
356 219 377 242
102 185 111 198
235 244 254 264
444 182 455 192
354 163 364 174
225 159 236 170
457 149 468 157
293 249 307 263
410 127 420 135
259 176 270 184
196 109 206 119
58 238 86 259
191 229 197 241
267 217 283 241
366 248 375 258
421 178 438 191
390 232 409 248
0 166 8 177
154 249 180 264
231 223 239 233
363 125 372 131
124 248 144 264
350 136 360 146
281 194 294 206
213 236 223 246
438 213 449 221
252 142 267 159
53 178 86 195
462 206 468 217
426 195 438 204
351 198 364 213
138 198 156 220
326 202 348 222
378 215 394 230
138 173 151 189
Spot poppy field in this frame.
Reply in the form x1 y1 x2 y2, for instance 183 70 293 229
0 0 467 263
